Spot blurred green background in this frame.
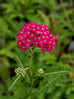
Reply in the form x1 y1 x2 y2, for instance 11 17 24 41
0 0 74 99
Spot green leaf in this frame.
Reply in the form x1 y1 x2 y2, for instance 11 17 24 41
37 10 50 26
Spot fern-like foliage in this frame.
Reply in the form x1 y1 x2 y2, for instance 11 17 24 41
8 54 70 98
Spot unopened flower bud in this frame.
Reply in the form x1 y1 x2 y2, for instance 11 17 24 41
38 68 44 74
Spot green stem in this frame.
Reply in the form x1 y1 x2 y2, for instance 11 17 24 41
29 49 34 68
29 48 34 99
29 48 35 77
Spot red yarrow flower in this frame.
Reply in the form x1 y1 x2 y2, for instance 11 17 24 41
16 22 57 53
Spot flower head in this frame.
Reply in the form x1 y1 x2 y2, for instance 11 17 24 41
16 22 57 52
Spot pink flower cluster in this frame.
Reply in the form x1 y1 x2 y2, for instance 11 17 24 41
16 22 56 52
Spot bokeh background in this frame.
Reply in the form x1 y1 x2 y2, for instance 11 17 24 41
0 0 74 99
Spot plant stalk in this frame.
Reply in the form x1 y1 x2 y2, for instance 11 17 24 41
29 48 34 99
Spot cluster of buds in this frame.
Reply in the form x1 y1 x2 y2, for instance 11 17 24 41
16 22 57 53
15 67 29 77
38 68 44 74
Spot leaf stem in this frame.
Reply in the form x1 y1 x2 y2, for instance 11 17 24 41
15 54 24 68
8 75 21 91
43 70 69 76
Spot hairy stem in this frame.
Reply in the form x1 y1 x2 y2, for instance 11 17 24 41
29 48 34 99
29 49 34 68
